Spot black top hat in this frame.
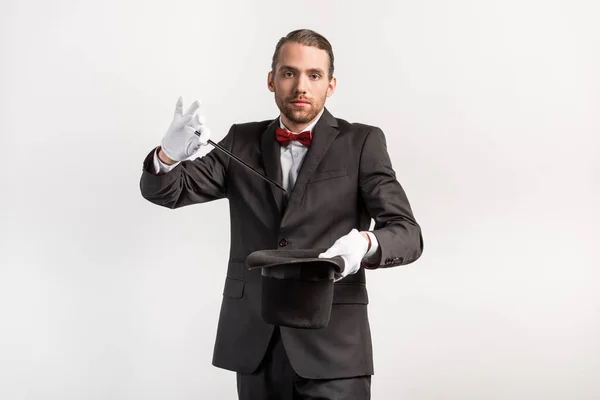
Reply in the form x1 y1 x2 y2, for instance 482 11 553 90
246 249 345 329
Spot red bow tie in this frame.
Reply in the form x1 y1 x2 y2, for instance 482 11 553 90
275 127 312 147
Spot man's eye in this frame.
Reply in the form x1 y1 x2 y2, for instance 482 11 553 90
310 74 320 80
284 72 294 78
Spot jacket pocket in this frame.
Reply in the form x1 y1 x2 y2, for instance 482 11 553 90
332 283 369 305
223 277 245 299
308 168 347 184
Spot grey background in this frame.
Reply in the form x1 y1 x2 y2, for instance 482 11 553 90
1 0 598 399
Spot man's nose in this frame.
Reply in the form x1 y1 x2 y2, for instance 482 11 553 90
294 75 308 94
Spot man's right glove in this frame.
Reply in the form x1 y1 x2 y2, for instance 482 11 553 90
160 96 211 162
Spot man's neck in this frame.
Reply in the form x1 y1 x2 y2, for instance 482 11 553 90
280 109 324 133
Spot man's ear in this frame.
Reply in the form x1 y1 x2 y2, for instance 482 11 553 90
326 76 337 97
267 72 275 92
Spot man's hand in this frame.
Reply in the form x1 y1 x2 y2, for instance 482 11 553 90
319 229 370 281
160 96 211 163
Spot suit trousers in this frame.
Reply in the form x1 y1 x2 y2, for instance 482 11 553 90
236 327 371 400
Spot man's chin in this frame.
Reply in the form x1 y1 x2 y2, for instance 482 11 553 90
284 113 308 124
284 107 321 124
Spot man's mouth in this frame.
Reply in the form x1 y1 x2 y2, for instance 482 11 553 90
290 99 310 105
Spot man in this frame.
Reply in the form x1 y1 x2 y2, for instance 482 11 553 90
140 29 423 399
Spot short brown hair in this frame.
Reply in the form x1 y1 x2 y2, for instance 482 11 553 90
271 29 335 80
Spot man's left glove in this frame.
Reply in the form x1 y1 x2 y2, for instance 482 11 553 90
319 229 370 282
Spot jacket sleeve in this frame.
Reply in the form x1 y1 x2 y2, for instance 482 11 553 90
139 124 236 209
358 127 423 268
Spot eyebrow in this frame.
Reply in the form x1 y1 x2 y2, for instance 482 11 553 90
278 65 325 75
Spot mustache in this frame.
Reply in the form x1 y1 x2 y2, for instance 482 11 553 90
288 98 311 103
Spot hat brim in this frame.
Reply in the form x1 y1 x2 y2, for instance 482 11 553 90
246 249 345 274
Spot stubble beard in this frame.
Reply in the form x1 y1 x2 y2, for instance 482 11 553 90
275 90 326 125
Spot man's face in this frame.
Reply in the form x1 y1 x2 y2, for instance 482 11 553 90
268 42 336 129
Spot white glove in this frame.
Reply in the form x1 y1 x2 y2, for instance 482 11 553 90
160 96 211 162
319 229 370 282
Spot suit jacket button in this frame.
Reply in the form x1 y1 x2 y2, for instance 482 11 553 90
279 239 288 247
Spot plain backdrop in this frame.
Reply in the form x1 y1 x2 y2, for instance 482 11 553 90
1 0 598 399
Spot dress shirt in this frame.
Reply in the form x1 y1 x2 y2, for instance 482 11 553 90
152 112 380 262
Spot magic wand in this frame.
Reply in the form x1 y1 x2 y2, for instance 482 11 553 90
194 130 287 193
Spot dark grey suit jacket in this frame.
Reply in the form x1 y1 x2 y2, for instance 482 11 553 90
139 107 423 379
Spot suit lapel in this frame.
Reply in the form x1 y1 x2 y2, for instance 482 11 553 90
284 108 339 211
260 119 284 214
